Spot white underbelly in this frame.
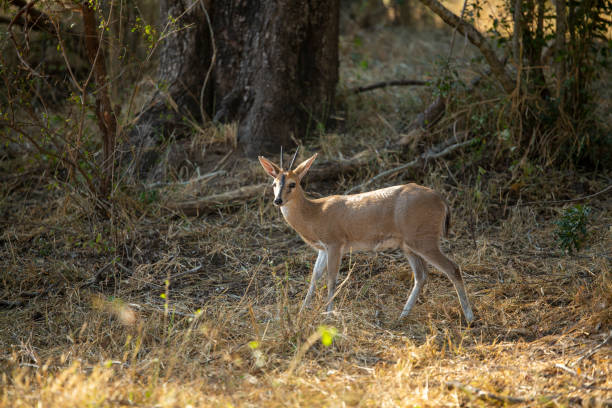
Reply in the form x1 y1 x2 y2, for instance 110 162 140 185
346 238 401 253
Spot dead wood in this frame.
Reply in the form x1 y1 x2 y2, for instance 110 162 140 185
165 184 269 216
0 284 58 309
164 136 475 215
348 79 427 94
79 261 115 289
164 154 371 216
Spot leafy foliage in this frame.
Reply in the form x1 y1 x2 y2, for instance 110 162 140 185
555 204 592 253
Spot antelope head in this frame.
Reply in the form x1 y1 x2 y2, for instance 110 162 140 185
258 148 317 207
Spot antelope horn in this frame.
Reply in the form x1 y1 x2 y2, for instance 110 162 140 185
279 146 284 170
289 146 299 171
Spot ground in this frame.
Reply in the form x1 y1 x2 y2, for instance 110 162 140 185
1 20 611 408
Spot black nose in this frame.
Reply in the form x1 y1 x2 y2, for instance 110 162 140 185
274 198 283 206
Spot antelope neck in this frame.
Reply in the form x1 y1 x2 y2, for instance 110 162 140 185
281 187 317 223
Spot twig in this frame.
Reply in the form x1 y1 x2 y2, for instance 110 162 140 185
0 284 58 309
446 381 530 404
198 0 216 122
79 261 116 289
211 149 235 172
7 0 46 78
346 138 477 194
168 264 204 281
0 299 27 309
348 79 427 94
7 0 56 33
448 0 469 57
518 185 612 206
571 330 612 367
555 364 596 382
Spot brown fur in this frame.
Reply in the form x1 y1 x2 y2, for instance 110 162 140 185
258 153 474 322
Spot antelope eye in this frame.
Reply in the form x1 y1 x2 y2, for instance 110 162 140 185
288 182 296 189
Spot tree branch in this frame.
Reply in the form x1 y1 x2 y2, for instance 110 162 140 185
7 0 57 33
82 2 118 199
418 0 515 94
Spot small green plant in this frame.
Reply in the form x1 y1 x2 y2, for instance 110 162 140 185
139 190 159 204
318 325 338 347
554 204 591 254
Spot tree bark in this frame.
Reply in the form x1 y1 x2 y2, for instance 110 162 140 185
127 0 339 177
82 2 117 199
554 0 567 99
124 0 211 177
213 0 339 157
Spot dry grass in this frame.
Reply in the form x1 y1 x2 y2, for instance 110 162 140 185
1 22 611 408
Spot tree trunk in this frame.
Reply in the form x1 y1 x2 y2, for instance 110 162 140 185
213 0 339 157
82 2 117 199
127 0 339 176
124 0 211 177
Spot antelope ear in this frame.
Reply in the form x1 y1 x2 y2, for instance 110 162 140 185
258 156 281 178
293 153 318 181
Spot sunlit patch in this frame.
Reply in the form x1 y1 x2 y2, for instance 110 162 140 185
92 295 137 326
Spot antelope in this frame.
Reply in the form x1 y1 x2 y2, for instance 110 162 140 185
258 149 474 323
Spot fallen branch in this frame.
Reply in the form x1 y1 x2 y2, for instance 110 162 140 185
408 96 446 131
348 79 427 94
346 137 477 194
164 154 373 216
165 184 268 216
164 137 476 215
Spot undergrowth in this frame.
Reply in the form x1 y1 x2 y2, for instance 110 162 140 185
1 16 611 408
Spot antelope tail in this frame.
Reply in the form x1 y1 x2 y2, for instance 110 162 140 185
443 202 451 237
